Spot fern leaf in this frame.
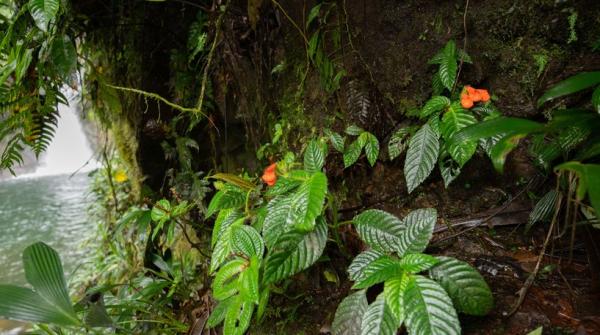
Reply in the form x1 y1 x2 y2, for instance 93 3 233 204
332 290 369 335
353 209 406 254
263 217 327 284
403 275 461 335
360 294 397 335
404 124 439 193
428 256 493 316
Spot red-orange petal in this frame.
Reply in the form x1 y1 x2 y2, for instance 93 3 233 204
461 97 474 109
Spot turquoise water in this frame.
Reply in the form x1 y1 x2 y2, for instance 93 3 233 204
0 173 96 285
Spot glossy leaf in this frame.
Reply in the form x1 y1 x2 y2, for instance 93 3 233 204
332 290 369 335
292 171 328 231
344 136 365 168
346 125 365 136
206 297 233 328
364 133 380 166
438 153 460 188
404 124 439 193
537 71 600 107
384 273 410 325
327 130 346 152
210 214 244 273
348 249 385 282
28 0 59 32
206 186 246 218
489 133 526 173
304 139 327 173
263 217 327 284
239 256 260 303
223 295 254 335
420 96 451 119
429 256 493 316
231 225 264 259
403 275 460 335
441 105 477 166
212 258 245 300
353 209 406 253
438 41 457 91
352 256 403 289
398 253 439 274
262 195 297 249
388 127 415 160
395 209 437 257
360 294 397 335
452 117 542 145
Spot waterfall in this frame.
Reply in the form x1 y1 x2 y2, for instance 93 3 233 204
17 96 99 178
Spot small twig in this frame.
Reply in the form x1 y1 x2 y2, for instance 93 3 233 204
451 0 469 95
508 179 563 316
271 0 309 47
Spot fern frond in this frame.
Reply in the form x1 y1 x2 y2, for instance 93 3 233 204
29 107 59 157
0 134 25 175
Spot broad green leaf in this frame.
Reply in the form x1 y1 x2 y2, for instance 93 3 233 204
489 133 526 173
28 0 59 32
353 210 405 253
231 225 264 259
206 185 245 218
360 294 397 335
223 295 254 335
306 3 322 28
441 105 477 166
403 275 460 335
239 256 260 303
537 71 600 107
420 96 451 119
50 35 77 79
332 290 369 335
398 253 439 273
0 243 79 325
344 137 365 168
211 214 244 273
212 209 242 247
0 285 78 326
352 256 404 289
395 209 437 256
22 243 78 324
438 41 457 91
212 258 245 300
292 171 328 231
263 217 327 284
256 287 270 321
429 256 493 316
265 176 301 197
304 139 327 173
346 125 365 136
364 133 380 166
327 130 346 152
206 297 233 328
431 72 444 96
262 196 297 249
404 124 439 193
527 190 559 232
452 117 542 145
384 272 410 325
348 249 385 282
388 127 415 160
527 327 543 335
151 199 171 223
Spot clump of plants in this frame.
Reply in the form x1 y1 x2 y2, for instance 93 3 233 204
331 209 493 335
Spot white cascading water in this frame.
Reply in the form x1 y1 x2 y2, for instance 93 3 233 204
17 95 99 178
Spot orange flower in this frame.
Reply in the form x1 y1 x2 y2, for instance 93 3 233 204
460 96 474 109
261 163 277 186
478 89 490 102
